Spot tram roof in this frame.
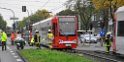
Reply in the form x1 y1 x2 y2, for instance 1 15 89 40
32 17 53 26
116 6 124 13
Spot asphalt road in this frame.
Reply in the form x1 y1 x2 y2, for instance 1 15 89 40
0 38 29 62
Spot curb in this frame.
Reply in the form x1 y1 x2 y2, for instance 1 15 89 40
16 51 28 62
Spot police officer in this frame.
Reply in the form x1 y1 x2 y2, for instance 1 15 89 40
47 29 54 48
1 30 7 51
104 32 112 53
34 30 41 49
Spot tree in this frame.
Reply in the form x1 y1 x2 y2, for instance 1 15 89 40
92 0 124 11
92 0 124 31
0 14 7 30
17 9 51 30
66 0 94 30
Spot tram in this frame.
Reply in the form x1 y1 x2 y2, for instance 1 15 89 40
33 16 78 49
113 6 124 54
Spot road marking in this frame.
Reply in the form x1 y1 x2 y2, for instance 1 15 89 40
14 56 18 58
10 51 14 53
12 53 16 55
7 46 10 50
16 59 22 62
7 47 12 50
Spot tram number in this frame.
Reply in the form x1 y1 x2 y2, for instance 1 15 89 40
65 44 71 46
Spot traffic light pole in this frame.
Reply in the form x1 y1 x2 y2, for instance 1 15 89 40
26 9 32 43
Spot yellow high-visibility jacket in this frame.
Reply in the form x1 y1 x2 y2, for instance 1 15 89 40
48 33 54 40
1 32 7 42
104 38 112 46
31 37 34 43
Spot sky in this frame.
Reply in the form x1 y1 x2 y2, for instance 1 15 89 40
0 0 68 27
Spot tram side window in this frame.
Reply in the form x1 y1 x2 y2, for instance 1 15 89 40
118 21 124 36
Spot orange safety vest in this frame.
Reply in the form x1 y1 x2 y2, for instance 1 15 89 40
11 33 16 41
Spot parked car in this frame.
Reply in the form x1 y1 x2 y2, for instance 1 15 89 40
80 34 98 43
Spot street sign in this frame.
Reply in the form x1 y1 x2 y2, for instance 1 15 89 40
10 17 18 20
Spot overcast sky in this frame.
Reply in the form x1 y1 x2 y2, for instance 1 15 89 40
0 0 68 27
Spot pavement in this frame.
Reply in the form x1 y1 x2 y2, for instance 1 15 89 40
0 38 34 62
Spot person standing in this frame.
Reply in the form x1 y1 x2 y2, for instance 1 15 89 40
104 32 112 53
34 30 41 49
30 37 34 46
47 29 54 48
1 30 7 51
11 31 16 45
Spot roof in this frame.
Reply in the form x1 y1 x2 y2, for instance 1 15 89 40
116 6 124 13
32 17 53 26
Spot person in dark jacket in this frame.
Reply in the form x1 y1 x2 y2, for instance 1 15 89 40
34 30 40 49
104 32 112 53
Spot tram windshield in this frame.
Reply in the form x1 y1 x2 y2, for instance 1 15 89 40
117 21 124 36
59 17 76 36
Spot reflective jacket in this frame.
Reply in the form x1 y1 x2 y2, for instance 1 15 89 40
31 37 34 43
48 33 54 40
34 34 40 42
11 32 16 41
1 32 7 42
104 38 112 46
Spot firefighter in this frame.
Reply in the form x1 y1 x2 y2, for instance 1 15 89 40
11 31 16 45
1 30 7 51
34 30 41 49
30 37 34 46
47 29 54 48
104 32 112 53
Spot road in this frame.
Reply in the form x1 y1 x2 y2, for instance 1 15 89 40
0 38 32 62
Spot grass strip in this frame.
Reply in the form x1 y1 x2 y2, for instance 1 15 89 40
19 49 96 62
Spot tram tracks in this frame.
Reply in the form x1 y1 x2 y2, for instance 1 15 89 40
69 49 123 62
40 44 124 62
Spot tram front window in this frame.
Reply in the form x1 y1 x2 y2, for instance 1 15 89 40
59 17 76 36
118 21 124 36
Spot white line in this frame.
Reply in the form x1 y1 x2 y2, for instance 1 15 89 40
12 53 15 55
14 56 18 58
7 46 10 50
16 59 22 62
7 46 12 50
10 51 14 53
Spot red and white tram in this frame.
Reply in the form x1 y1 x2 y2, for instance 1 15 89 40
113 6 124 54
33 16 78 49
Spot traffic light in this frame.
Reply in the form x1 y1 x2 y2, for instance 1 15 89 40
22 6 26 12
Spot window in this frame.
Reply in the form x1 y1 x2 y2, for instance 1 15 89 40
59 17 76 36
117 21 124 36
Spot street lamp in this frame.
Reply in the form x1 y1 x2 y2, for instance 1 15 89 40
0 7 16 30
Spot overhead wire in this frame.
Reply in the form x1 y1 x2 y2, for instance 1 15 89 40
0 0 67 15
